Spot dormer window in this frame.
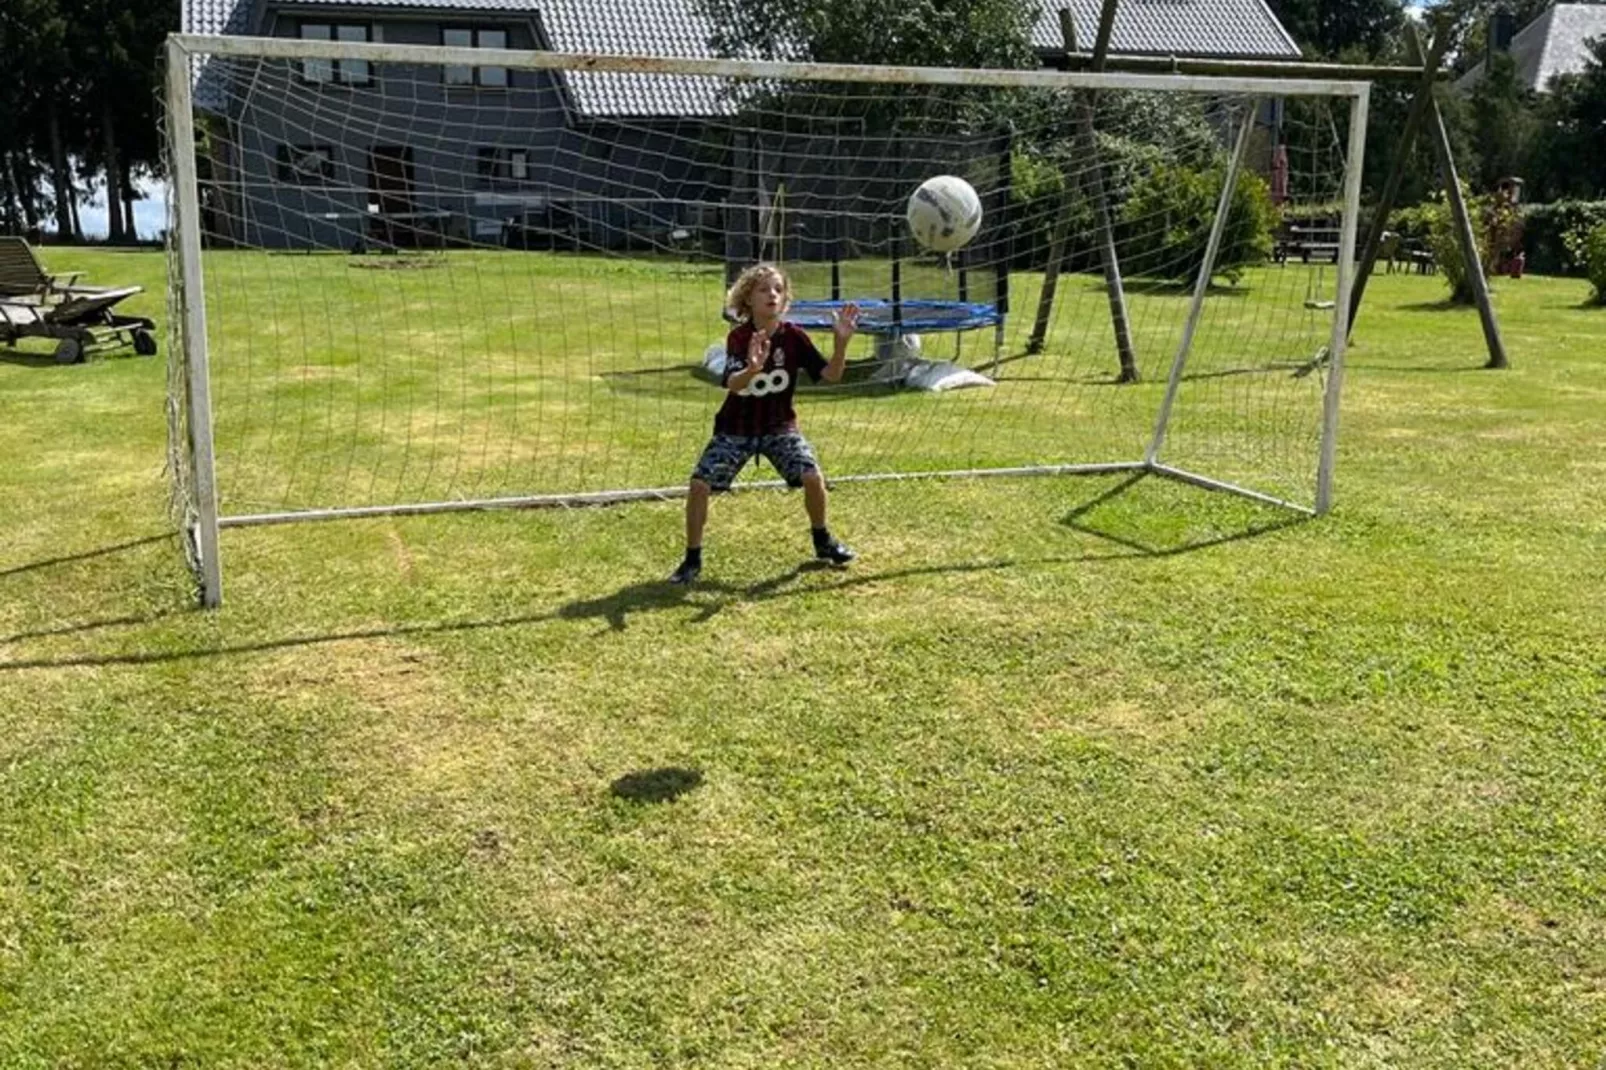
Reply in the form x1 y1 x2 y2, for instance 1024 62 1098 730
299 23 374 86
443 28 509 88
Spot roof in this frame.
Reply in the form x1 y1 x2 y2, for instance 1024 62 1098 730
538 0 731 116
182 0 1303 117
1456 3 1606 93
183 0 734 115
1030 0 1300 60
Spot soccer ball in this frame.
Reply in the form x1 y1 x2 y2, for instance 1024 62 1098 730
906 175 983 254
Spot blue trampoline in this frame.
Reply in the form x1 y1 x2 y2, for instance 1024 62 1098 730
785 298 1001 335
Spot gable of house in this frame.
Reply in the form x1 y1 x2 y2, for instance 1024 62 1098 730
1456 3 1606 93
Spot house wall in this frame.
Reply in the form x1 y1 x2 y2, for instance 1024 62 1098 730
227 12 721 250
219 12 1022 261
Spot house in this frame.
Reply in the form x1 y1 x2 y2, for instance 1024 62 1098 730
181 0 1303 251
1455 3 1606 93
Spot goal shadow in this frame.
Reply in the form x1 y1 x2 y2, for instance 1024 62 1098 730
0 481 1308 669
1059 471 1308 556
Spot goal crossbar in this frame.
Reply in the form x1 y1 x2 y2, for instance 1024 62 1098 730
170 33 1371 100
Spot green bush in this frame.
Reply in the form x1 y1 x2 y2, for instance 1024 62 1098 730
1118 163 1276 284
1386 202 1439 243
1007 149 1091 272
1524 200 1606 275
1398 188 1508 305
1564 222 1606 304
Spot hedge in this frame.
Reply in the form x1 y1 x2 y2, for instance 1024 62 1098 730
1519 200 1606 275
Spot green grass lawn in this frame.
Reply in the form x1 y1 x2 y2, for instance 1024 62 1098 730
1 248 1603 1067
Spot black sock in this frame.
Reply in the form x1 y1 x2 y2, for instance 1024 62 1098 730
684 546 703 566
811 526 831 548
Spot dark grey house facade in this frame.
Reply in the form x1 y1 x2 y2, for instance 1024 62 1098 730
183 0 1302 252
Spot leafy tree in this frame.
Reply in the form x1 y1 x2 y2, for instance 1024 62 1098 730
0 0 79 236
1531 36 1606 200
698 0 1039 68
1434 0 1552 76
1465 51 1541 190
0 0 175 241
1263 0 1408 60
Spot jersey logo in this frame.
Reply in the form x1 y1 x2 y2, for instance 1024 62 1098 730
740 368 790 397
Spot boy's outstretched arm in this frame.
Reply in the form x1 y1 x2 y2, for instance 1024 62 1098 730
822 303 860 384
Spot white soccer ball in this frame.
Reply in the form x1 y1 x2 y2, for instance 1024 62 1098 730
907 175 983 254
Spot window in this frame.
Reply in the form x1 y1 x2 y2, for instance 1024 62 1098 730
443 27 509 87
476 147 531 184
299 23 373 86
276 144 337 184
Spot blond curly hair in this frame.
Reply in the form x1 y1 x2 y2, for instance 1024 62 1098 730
724 262 791 322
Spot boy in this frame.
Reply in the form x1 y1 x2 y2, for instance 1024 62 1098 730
669 263 859 585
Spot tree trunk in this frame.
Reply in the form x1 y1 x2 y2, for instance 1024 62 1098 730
9 152 41 233
102 100 125 244
67 157 82 241
120 160 137 240
1 152 19 234
48 102 75 238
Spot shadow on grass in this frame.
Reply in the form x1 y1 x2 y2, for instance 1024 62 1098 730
598 362 705 378
0 532 175 580
1346 362 1490 374
0 477 1305 670
1 612 182 646
977 349 1138 385
0 348 67 369
1396 299 1475 313
610 767 704 803
980 352 1302 386
0 559 997 669
1060 471 1308 556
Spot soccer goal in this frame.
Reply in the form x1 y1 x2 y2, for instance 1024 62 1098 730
164 34 1368 606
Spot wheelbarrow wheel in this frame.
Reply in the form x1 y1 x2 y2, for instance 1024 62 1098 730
133 329 158 357
54 338 83 364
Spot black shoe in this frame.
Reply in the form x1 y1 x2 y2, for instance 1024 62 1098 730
669 558 701 585
815 538 856 567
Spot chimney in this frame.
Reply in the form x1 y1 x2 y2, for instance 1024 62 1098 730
1488 8 1517 64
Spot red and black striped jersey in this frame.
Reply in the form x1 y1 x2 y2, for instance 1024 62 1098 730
713 321 828 436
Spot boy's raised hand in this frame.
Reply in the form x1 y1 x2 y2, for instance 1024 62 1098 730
747 326 770 370
832 302 860 346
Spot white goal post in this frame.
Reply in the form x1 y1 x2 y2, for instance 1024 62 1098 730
164 33 1368 607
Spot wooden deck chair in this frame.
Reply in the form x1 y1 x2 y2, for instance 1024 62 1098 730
0 288 157 363
0 236 88 298
0 237 156 361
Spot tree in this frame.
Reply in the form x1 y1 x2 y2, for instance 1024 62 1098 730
694 0 1041 138
1465 51 1541 191
1263 0 1408 60
0 0 174 242
1434 0 1552 76
698 0 1039 69
0 0 80 237
1531 36 1606 200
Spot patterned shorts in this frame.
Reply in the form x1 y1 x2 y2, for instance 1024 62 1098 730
691 430 821 491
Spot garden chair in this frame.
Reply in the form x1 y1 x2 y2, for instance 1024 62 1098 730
0 288 157 363
0 237 157 361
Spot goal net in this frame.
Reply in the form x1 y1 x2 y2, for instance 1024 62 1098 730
164 34 1368 605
